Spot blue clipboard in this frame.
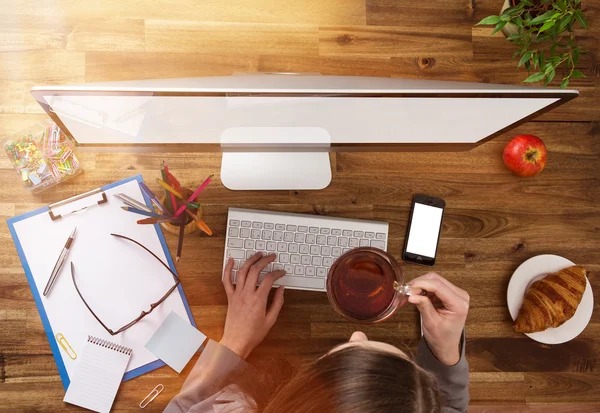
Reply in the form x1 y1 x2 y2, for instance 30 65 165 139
7 174 196 389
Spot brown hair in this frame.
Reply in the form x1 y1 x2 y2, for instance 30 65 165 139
227 345 441 413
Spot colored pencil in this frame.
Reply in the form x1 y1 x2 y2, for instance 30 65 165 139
137 217 176 225
173 175 213 218
113 193 153 213
156 178 184 199
139 182 170 215
176 220 185 262
166 170 181 190
160 162 174 213
163 161 178 215
121 206 170 219
185 209 213 236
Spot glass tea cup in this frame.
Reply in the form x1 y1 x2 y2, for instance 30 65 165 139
326 247 422 324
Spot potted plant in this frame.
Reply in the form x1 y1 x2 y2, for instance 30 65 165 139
476 0 588 88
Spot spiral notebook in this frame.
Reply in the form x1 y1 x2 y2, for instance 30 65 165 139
64 336 132 413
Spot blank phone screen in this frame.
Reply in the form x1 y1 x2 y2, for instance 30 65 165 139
406 203 443 258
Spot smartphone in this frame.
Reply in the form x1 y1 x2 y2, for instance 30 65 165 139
403 194 445 266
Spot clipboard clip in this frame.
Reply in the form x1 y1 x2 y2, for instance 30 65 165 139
48 188 108 221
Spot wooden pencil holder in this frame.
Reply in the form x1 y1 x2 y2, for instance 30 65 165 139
157 189 201 236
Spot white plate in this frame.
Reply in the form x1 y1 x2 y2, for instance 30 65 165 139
507 254 593 344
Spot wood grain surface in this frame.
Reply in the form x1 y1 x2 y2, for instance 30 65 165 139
0 0 598 411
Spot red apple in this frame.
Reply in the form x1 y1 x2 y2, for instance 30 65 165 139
503 134 547 177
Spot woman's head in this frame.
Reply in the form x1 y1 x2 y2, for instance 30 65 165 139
237 331 441 413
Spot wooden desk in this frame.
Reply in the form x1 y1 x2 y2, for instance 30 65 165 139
0 0 598 411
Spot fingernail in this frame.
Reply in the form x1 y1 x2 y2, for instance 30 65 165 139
254 252 262 257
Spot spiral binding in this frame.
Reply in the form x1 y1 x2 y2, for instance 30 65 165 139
88 335 133 355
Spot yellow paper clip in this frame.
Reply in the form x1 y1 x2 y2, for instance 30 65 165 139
140 384 164 408
56 333 77 360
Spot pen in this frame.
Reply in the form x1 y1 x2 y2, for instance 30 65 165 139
113 193 153 213
163 161 179 214
121 206 170 219
185 209 213 236
173 175 213 218
139 182 170 215
44 227 76 296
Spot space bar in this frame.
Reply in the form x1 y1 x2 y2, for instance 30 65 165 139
273 275 326 291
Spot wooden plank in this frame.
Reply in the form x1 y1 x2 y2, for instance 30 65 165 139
526 372 600 403
470 372 527 404
366 0 476 29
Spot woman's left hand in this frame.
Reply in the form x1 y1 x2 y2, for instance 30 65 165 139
220 252 286 359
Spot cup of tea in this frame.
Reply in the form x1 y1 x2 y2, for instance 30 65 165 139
327 247 413 324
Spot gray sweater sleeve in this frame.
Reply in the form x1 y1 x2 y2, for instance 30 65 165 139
416 332 469 413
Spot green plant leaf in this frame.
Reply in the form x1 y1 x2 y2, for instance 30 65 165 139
518 51 533 68
476 15 501 26
574 10 588 29
538 20 556 33
557 14 573 32
544 68 556 85
560 78 569 89
523 72 546 82
491 20 508 35
573 48 580 65
558 0 567 12
514 16 524 27
521 0 534 6
524 60 531 71
507 34 521 41
538 52 545 68
529 10 555 26
571 70 586 78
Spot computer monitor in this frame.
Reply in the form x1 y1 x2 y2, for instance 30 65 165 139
31 74 577 190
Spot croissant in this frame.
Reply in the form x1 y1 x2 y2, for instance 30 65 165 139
513 265 587 333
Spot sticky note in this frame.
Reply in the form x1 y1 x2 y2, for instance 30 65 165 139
145 312 206 373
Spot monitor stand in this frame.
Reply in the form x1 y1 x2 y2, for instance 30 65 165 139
220 152 332 190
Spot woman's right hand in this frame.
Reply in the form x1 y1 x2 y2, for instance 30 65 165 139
408 272 469 366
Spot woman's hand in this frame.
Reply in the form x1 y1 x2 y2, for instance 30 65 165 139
220 252 286 359
408 272 469 366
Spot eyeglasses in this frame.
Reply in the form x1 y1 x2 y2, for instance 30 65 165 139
71 233 181 336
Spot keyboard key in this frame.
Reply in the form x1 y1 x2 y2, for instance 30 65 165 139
277 243 288 252
264 222 274 229
342 230 353 237
286 225 297 231
299 244 310 254
279 253 290 263
241 221 251 228
228 238 244 248
284 232 294 242
365 232 375 239
310 245 320 255
305 266 315 276
240 228 251 238
323 257 333 267
228 227 240 237
301 255 311 265
266 241 277 251
252 222 263 229
316 267 327 277
294 233 306 243
251 229 261 239
338 237 348 247
371 240 385 249
320 228 330 235
349 238 359 247
284 264 294 274
312 256 323 266
231 271 237 282
233 260 240 270
327 236 337 246
227 249 245 259
246 250 257 259
331 229 342 235
306 234 316 244
298 226 308 232
360 239 370 247
244 239 255 249
294 266 305 276
288 243 299 253
332 247 342 257
376 233 386 240
316 235 327 245
262 230 273 240
273 263 284 271
256 240 266 250
321 246 331 256
273 231 284 241
275 224 285 231
273 275 325 290
290 254 301 264
229 219 241 226
309 227 319 234
262 263 273 273
354 230 364 237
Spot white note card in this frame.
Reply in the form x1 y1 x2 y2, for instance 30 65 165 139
145 311 206 373
64 336 132 413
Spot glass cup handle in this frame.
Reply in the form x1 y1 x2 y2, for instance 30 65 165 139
393 281 428 296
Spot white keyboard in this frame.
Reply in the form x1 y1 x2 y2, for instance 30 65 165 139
222 208 389 292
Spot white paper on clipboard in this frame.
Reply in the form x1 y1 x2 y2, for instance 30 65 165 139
10 177 193 383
